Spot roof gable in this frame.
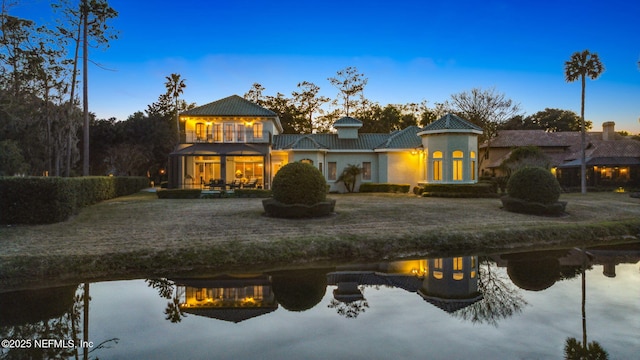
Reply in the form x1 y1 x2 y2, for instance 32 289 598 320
418 114 483 135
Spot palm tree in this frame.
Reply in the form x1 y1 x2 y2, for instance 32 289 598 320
164 73 186 143
564 50 605 194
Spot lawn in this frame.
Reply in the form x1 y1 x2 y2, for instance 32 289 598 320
1 191 639 288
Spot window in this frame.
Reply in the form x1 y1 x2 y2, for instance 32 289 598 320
213 124 222 142
319 162 323 175
433 258 443 279
253 123 263 139
362 162 371 180
453 150 463 181
236 124 245 142
224 123 234 142
453 257 463 270
470 151 476 181
453 257 464 280
433 151 442 181
195 123 205 141
300 159 313 165
328 162 337 180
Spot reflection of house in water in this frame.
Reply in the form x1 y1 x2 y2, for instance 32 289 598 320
173 274 277 323
492 242 640 290
418 257 483 313
327 257 482 313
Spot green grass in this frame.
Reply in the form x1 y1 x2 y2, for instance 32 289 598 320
1 191 639 289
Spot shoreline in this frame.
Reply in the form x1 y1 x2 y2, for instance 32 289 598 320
1 191 639 290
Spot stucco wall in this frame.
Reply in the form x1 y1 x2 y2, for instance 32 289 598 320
383 151 424 185
422 133 479 184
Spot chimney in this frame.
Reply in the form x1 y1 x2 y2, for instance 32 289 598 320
602 121 615 141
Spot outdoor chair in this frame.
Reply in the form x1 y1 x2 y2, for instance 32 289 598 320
244 178 258 189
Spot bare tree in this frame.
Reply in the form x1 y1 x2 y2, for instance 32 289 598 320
328 66 368 117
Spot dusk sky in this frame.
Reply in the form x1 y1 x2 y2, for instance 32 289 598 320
15 0 640 133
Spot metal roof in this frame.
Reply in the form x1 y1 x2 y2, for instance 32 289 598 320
180 95 277 117
419 114 483 134
333 116 363 127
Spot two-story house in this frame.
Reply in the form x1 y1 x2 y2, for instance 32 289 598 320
168 95 482 191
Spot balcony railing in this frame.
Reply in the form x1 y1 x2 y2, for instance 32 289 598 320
182 129 272 144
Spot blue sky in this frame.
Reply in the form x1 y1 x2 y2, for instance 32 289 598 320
15 0 640 133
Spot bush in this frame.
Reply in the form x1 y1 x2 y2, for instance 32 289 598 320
233 189 272 198
156 189 202 199
419 182 498 198
0 176 148 224
507 167 561 204
271 162 327 205
359 183 411 193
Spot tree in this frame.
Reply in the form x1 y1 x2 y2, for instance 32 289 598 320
328 66 368 117
79 0 118 175
337 164 362 193
565 50 605 194
244 82 266 106
501 108 591 132
164 73 186 144
292 81 329 133
448 87 522 172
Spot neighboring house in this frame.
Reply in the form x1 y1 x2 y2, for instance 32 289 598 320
168 95 482 191
480 121 640 188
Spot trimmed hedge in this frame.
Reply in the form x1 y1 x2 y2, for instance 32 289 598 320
359 183 411 193
0 176 148 224
507 167 561 204
156 189 202 199
419 182 498 198
272 162 327 205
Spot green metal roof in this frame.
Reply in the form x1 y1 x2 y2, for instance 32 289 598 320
333 116 363 127
181 95 277 117
419 113 483 134
272 127 422 151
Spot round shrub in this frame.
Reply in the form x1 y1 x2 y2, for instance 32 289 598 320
272 162 327 205
506 167 561 204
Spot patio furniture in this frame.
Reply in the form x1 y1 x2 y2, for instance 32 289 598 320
228 179 242 190
207 179 225 190
244 178 259 189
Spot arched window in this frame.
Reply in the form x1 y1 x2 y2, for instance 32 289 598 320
453 151 463 181
470 151 476 181
433 151 443 181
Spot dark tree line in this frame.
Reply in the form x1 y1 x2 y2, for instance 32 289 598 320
0 0 117 176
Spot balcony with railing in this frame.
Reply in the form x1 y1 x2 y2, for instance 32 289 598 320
181 128 272 144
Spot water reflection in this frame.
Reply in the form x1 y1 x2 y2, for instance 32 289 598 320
1 242 638 359
144 242 640 327
0 284 118 359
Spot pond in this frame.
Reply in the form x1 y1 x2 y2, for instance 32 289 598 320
1 243 639 359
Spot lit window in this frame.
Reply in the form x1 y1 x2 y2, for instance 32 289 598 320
237 124 245 142
470 152 476 181
213 124 222 142
328 162 337 180
195 123 205 141
301 159 313 165
453 151 463 181
433 151 443 181
453 160 463 180
224 123 234 142
253 123 263 139
362 162 371 180
433 161 442 181
453 257 463 270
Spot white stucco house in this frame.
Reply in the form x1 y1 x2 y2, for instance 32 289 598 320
168 95 483 191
